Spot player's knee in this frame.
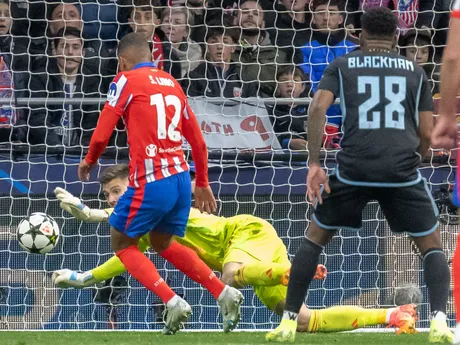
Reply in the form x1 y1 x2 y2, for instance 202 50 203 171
110 227 135 253
306 221 335 247
410 231 442 256
149 233 174 253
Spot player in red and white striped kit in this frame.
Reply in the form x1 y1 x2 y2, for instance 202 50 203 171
77 33 243 335
431 0 460 343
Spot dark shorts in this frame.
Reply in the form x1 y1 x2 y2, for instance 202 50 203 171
314 175 439 237
109 171 192 238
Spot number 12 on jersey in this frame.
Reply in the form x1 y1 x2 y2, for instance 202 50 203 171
358 76 406 130
150 93 182 142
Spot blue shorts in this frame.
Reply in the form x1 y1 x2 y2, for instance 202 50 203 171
109 171 192 238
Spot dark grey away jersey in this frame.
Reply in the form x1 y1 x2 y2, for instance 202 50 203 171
318 50 433 186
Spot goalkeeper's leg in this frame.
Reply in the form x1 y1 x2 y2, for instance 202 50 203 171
296 304 417 334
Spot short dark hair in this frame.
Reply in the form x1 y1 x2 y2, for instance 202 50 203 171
118 32 150 56
311 0 343 12
129 0 162 21
53 27 82 49
205 23 239 43
99 164 129 185
361 7 397 39
276 65 306 82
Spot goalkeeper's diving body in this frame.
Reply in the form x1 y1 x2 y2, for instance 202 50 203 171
54 164 417 334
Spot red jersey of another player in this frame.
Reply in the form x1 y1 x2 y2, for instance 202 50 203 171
85 62 208 188
453 0 460 18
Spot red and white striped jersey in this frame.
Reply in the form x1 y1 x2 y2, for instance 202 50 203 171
85 62 209 188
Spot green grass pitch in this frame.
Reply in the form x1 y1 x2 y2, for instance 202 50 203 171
2 331 431 345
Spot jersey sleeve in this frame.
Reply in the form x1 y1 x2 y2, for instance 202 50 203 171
105 73 133 116
453 0 460 18
181 99 209 188
418 70 434 112
317 59 341 97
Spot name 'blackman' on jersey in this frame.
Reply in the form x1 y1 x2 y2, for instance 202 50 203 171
318 50 433 186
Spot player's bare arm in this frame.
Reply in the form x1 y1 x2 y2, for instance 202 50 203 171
306 89 334 204
79 107 121 181
182 102 217 213
417 111 433 159
431 15 460 149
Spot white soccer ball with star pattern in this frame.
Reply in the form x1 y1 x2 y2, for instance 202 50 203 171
17 213 60 254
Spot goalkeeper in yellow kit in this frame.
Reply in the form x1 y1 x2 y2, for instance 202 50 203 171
52 164 417 333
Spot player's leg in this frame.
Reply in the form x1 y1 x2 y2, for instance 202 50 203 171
221 225 292 287
53 236 151 288
153 232 227 300
110 180 191 334
152 171 243 332
266 175 369 342
377 179 452 343
296 304 416 333
257 283 415 333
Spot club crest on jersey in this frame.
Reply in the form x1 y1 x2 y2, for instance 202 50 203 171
145 144 157 157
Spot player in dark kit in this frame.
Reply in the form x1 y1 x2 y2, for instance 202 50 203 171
266 8 453 343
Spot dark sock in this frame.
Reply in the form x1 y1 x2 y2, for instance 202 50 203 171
284 238 323 315
423 248 450 314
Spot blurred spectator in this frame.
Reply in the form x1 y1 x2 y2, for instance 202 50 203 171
182 25 258 98
124 0 181 79
345 0 439 34
265 0 312 62
233 0 287 97
270 65 309 151
161 7 202 78
0 0 26 143
298 0 357 146
27 27 106 146
180 0 235 44
48 2 82 36
400 29 439 94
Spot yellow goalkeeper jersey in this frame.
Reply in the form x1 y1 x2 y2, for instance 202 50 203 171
105 207 277 271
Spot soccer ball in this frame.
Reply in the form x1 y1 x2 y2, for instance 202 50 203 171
17 213 60 254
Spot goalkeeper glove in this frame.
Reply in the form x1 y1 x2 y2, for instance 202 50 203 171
54 187 108 222
52 269 97 288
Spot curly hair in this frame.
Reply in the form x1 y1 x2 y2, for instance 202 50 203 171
361 7 397 39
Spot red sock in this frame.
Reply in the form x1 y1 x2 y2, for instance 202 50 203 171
453 234 460 322
161 241 226 300
117 245 176 304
